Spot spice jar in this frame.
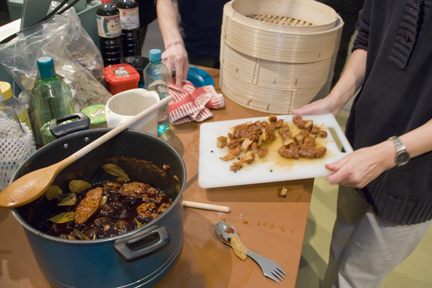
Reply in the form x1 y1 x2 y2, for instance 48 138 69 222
81 105 107 129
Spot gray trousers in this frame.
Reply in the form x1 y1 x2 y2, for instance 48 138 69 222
322 186 432 288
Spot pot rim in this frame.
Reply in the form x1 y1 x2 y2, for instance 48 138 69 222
11 129 187 244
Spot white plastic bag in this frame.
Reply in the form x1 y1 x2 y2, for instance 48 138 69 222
0 4 111 110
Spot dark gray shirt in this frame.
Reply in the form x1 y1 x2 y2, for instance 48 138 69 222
347 0 432 224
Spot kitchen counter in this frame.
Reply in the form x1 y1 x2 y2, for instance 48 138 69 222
0 67 313 288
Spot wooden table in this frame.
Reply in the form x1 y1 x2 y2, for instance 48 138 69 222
0 68 313 288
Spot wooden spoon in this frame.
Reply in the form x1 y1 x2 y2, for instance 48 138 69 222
0 95 172 208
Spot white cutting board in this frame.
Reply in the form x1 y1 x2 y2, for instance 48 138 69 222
198 113 353 188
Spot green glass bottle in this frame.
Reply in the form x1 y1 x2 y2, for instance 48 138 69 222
30 56 75 145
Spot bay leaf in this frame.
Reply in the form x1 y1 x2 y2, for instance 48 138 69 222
174 175 181 193
45 185 63 201
49 212 75 224
116 176 129 182
57 193 77 206
69 180 91 193
230 234 248 261
99 195 108 207
135 218 143 229
73 229 90 240
103 164 130 181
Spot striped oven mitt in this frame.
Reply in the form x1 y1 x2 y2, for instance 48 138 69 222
168 81 225 125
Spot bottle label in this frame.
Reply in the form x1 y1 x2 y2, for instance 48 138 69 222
118 8 140 30
114 67 130 77
97 15 122 38
17 110 33 135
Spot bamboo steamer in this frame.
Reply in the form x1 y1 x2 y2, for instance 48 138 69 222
220 0 344 114
222 42 333 90
221 60 333 114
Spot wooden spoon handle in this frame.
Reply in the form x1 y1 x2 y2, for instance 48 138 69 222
59 95 172 170
182 201 231 213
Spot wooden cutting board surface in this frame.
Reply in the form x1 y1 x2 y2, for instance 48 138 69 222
198 113 352 188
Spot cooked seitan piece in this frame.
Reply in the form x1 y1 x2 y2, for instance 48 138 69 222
316 147 327 158
303 136 316 146
294 129 310 144
278 145 300 159
258 147 268 158
318 130 328 138
299 146 318 159
74 187 103 225
241 138 253 151
118 182 158 198
220 145 242 161
311 125 320 135
217 136 228 148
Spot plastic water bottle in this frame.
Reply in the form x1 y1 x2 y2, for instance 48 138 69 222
0 81 33 136
30 56 75 145
0 90 25 139
117 0 141 57
144 49 170 134
96 0 122 66
0 89 36 191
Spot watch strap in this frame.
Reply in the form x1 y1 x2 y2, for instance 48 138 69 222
388 136 410 166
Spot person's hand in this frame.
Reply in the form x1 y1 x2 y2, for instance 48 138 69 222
161 41 189 86
325 141 396 188
290 95 344 117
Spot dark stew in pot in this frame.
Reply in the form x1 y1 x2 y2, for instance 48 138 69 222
38 179 173 240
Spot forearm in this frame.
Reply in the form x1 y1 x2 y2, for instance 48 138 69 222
328 48 367 109
327 119 432 187
290 49 367 116
156 0 184 49
399 119 432 159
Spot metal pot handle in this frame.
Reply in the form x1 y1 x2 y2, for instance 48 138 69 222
114 225 171 261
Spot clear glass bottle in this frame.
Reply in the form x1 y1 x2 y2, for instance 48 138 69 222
30 56 75 145
144 49 170 134
0 81 33 135
117 0 141 57
96 0 122 66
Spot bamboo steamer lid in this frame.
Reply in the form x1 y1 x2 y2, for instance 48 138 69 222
219 0 343 113
231 0 338 32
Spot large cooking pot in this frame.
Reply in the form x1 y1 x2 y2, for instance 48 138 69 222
10 129 186 288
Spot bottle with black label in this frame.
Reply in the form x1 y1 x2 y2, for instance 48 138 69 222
96 0 122 66
117 0 141 57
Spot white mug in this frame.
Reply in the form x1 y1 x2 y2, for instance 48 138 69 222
105 88 159 135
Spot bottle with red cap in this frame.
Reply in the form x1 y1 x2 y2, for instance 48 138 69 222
96 0 122 66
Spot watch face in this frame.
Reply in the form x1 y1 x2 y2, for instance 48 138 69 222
396 152 410 166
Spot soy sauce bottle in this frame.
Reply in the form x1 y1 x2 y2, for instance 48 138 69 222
96 0 122 66
117 0 141 57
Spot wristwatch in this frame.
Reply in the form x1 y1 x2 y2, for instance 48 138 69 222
388 136 410 167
